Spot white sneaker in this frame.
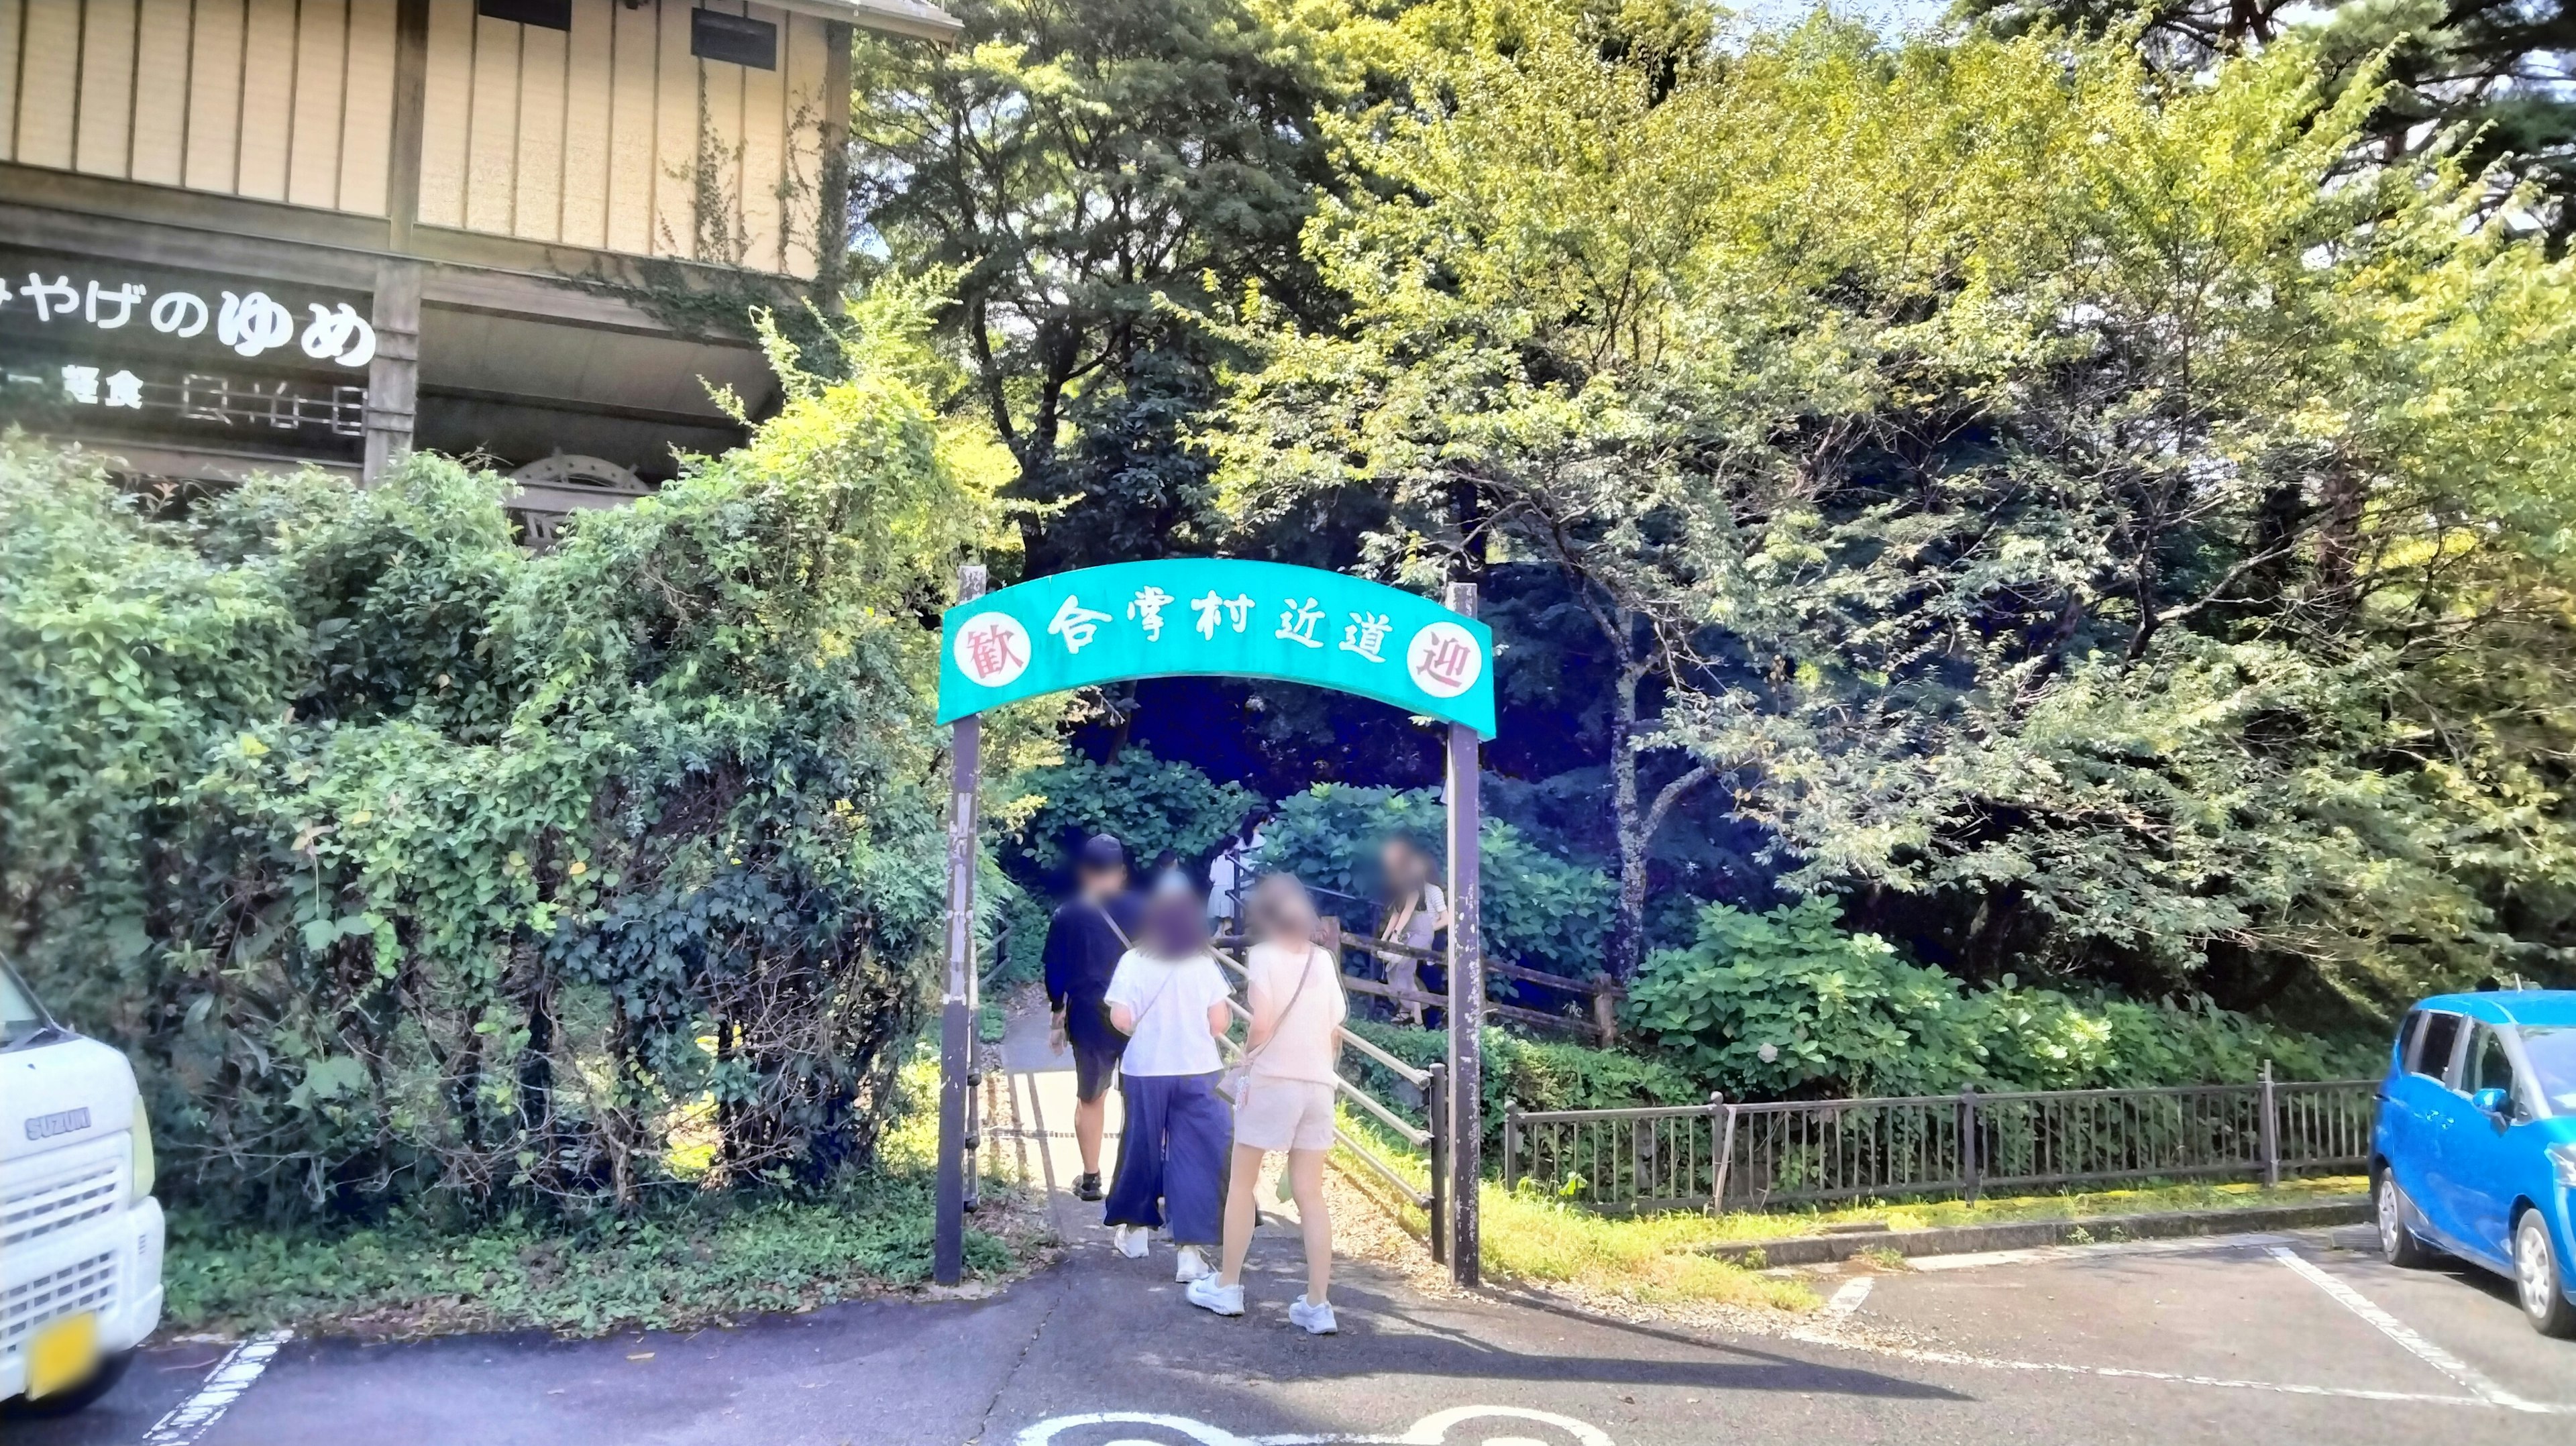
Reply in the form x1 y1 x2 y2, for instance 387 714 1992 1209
1174 1245 1212 1282
1113 1224 1149 1259
1289 1296 1338 1335
1185 1275 1245 1317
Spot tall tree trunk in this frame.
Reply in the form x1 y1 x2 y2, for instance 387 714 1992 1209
1609 659 1646 979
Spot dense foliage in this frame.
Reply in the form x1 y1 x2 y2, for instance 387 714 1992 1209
1208 1 2576 1015
1255 783 1616 977
0 313 1010 1221
1625 901 2374 1097
1341 1020 1702 1156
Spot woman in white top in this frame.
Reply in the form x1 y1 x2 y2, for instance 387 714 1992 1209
1102 886 1236 1282
1375 835 1448 1025
1187 874 1347 1333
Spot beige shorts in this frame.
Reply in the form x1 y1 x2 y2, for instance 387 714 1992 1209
1232 1076 1337 1152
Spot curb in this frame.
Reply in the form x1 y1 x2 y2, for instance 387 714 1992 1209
1693 1197 2371 1268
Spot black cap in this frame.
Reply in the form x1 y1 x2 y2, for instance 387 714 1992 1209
1077 834 1127 871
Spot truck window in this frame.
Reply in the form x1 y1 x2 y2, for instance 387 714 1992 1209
1 964 56 1049
2410 1011 2463 1084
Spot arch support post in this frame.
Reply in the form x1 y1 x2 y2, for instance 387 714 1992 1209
1442 581 1483 1288
934 565 987 1286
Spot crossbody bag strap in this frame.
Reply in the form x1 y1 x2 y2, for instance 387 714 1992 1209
1237 943 1324 1075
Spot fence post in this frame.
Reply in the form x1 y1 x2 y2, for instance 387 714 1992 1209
1442 581 1486 1290
1502 1107 1520 1194
2259 1059 2280 1188
1707 1092 1733 1214
1959 1088 1981 1204
932 564 985 1287
1427 1063 1450 1267
1589 973 1618 1048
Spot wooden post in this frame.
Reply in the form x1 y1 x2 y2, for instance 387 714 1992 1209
2259 1059 2279 1188
363 260 421 485
1959 1088 1981 1204
1442 581 1483 1288
934 565 986 1286
1707 1093 1733 1213
1589 972 1618 1048
385 0 430 254
1502 1107 1519 1194
1426 1063 1448 1268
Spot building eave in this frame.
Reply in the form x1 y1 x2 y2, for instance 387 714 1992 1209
773 0 964 44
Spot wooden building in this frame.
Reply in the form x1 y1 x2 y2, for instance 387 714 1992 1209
0 0 956 531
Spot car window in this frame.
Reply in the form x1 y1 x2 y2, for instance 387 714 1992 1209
2522 1026 2576 1113
2464 1025 2518 1104
2394 1011 2424 1072
2410 1011 2463 1084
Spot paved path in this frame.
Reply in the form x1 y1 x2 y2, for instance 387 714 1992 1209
13 1019 2575 1446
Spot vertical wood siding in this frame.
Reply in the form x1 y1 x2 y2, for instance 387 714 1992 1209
3 0 396 214
3 0 831 275
419 0 826 275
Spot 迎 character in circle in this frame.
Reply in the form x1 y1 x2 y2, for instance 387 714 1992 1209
1406 620 1484 700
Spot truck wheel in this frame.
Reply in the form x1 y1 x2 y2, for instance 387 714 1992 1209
2377 1174 2436 1268
15 1349 133 1416
2514 1211 2576 1339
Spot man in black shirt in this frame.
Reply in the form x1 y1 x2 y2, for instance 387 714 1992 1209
1042 832 1142 1202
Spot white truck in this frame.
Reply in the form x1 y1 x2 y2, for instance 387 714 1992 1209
2 962 164 1413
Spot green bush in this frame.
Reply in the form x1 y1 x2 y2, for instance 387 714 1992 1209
1341 1020 1699 1158
1257 783 1615 976
0 309 1009 1222
1624 900 2373 1099
1001 748 1260 877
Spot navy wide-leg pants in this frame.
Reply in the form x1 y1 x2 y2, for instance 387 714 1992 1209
1103 1070 1230 1245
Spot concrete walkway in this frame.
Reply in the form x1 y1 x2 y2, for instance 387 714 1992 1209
989 997 1310 1258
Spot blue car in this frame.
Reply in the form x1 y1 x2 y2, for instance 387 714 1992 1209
2373 991 2576 1336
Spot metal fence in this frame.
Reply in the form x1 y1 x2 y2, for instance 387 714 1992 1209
1502 1070 2378 1213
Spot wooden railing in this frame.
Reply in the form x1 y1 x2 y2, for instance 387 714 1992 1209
1221 924 1623 1046
1207 922 1459 1266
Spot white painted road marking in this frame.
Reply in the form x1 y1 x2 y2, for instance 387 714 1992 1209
1823 1275 1874 1319
2265 1245 2546 1412
1015 1404 1616 1445
1908 1231 2293 1271
140 1329 292 1446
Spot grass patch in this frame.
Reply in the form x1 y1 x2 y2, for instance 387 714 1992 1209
165 1067 1036 1340
1675 1174 2368 1243
1333 1108 2362 1316
1331 1115 1815 1315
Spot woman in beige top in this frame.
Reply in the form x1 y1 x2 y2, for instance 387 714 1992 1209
1186 874 1347 1333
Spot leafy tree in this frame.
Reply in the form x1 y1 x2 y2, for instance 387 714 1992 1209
849 0 1344 572
1210 0 1750 977
0 302 1023 1220
1965 0 2576 245
1214 5 2576 1013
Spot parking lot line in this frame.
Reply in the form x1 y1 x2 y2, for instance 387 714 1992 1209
1908 1231 2294 1271
140 1330 292 1446
1822 1276 1874 1319
2266 1247 2548 1413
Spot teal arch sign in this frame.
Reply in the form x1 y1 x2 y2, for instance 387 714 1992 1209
936 559 1497 738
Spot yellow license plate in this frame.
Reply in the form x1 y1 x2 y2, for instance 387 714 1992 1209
26 1311 100 1400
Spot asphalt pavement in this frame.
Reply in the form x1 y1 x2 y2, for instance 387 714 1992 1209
11 1013 2573 1446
